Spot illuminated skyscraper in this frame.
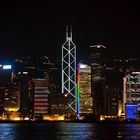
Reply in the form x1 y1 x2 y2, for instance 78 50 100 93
78 63 93 116
33 78 49 119
61 26 77 116
0 64 13 116
123 71 140 119
90 45 106 116
4 82 20 112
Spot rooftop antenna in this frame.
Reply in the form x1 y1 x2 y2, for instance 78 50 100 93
70 25 72 40
66 25 68 41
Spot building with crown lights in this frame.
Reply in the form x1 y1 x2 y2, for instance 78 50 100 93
78 63 93 118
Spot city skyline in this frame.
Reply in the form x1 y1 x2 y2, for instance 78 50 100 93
0 0 139 59
0 2 140 139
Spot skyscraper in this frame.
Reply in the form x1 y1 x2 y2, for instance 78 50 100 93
33 78 49 119
90 45 106 116
61 26 77 117
4 82 20 112
18 72 34 119
0 64 13 117
123 71 140 119
3 82 20 120
78 63 93 116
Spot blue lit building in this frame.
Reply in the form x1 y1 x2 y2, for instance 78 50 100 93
125 103 137 120
123 71 140 120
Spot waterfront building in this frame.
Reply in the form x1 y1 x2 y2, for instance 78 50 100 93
3 82 20 120
123 71 140 119
78 63 93 116
4 82 20 112
18 72 34 119
0 64 13 116
33 78 49 119
105 85 118 116
90 45 106 116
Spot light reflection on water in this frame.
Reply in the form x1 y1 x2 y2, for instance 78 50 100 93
0 122 140 140
0 123 17 140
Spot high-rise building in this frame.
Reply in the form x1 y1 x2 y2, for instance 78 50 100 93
90 45 106 116
33 78 49 119
123 71 140 119
62 26 77 117
0 64 13 117
18 72 34 119
105 85 118 116
4 82 20 112
78 63 93 116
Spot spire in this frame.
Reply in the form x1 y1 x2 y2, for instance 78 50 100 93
70 25 72 40
66 25 68 41
66 25 72 41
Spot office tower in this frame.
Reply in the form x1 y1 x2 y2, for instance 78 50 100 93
3 82 20 120
123 71 140 119
4 82 20 112
18 72 34 119
78 63 93 116
33 78 49 119
62 26 77 117
90 45 106 116
105 85 118 116
0 64 13 117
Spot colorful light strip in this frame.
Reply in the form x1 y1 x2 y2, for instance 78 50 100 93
77 63 80 119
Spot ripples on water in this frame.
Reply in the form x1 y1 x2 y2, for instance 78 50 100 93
0 122 140 140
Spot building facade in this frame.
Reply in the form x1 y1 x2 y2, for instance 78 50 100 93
123 71 140 119
79 63 93 116
33 79 49 119
18 72 34 119
90 45 106 116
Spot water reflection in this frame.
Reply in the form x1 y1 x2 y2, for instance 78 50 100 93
0 122 140 140
117 124 140 140
0 123 17 140
54 123 96 140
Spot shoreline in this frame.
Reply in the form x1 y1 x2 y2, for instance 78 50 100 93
0 120 140 123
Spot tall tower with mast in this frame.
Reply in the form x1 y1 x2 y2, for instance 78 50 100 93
62 26 78 116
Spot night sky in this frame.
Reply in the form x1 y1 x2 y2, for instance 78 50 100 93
0 0 139 59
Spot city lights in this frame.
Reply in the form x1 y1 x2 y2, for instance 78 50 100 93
3 65 12 69
80 63 87 68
